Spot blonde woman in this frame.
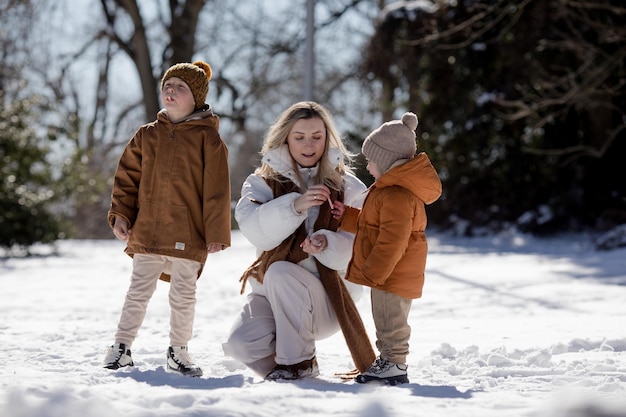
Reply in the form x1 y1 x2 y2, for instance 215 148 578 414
223 101 375 381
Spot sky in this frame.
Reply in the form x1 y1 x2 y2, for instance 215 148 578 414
1 230 625 417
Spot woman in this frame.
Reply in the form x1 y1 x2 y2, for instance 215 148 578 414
222 101 375 381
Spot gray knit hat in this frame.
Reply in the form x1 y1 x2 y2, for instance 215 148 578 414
362 112 418 173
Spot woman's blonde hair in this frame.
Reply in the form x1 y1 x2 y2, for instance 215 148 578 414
257 101 354 190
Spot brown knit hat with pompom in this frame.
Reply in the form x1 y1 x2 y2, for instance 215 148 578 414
362 112 419 173
161 61 212 110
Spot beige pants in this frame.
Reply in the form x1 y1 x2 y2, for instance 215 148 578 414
371 288 413 364
114 253 202 347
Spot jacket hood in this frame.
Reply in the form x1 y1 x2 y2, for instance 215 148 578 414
376 152 442 205
157 104 216 125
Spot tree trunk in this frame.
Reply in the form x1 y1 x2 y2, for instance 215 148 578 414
166 0 206 66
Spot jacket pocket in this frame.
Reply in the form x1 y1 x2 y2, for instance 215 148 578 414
132 202 192 249
159 203 192 247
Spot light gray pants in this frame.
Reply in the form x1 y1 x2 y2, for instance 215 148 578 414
371 288 412 364
114 253 202 347
222 261 340 377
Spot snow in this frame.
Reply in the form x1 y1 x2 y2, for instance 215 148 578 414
378 1 440 24
1 230 625 417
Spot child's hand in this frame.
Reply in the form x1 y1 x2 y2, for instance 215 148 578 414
331 200 346 220
112 217 130 242
207 243 223 254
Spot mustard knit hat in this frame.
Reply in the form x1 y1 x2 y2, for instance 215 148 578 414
161 61 212 110
362 112 418 173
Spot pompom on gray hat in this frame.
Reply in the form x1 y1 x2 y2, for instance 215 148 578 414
362 112 419 173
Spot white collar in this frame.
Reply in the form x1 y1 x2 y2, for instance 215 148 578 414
262 145 342 187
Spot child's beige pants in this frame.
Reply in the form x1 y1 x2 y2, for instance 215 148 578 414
114 253 202 347
371 288 413 364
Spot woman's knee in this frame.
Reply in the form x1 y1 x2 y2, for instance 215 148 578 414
223 299 276 362
222 328 248 362
223 326 275 364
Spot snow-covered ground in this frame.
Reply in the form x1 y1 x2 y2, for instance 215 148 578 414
1 230 625 417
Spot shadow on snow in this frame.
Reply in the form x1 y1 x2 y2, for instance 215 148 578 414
117 366 248 389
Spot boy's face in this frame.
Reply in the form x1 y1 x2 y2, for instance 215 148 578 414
161 76 195 122
366 160 382 180
286 117 327 168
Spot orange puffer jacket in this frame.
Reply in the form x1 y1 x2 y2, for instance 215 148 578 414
344 152 441 298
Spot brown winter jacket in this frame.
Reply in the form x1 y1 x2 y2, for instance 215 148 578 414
108 106 231 268
344 152 441 299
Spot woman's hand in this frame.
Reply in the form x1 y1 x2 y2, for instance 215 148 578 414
294 184 332 214
300 234 327 254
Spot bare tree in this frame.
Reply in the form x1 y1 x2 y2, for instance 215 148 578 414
361 0 626 231
493 1 626 164
11 0 379 237
366 0 625 163
99 0 208 121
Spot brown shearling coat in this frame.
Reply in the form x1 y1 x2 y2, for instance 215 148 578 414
344 152 441 299
108 107 231 267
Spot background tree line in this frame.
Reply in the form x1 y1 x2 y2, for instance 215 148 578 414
1 0 624 252
365 0 626 235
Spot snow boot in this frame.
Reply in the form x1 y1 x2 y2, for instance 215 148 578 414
166 346 203 377
103 343 134 369
355 356 409 385
265 356 319 381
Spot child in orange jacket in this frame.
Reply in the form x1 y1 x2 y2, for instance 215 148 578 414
338 112 442 385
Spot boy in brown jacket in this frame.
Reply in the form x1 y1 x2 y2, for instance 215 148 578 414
339 112 441 385
103 61 231 377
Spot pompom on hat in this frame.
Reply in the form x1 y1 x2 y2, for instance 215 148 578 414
362 112 419 173
161 61 212 110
